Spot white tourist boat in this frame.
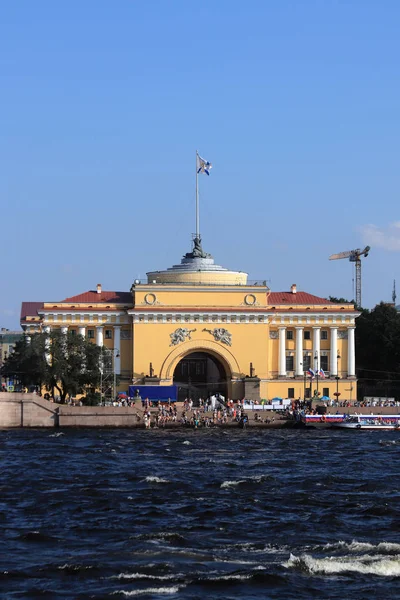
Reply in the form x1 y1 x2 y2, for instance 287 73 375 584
336 415 400 430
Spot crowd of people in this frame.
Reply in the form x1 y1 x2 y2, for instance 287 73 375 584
140 396 254 429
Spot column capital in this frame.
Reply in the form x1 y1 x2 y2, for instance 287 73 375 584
295 326 304 330
312 326 321 329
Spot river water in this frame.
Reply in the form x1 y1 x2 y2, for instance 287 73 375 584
1 428 400 599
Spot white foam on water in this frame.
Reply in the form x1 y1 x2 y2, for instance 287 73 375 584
113 573 183 581
320 540 400 553
216 559 259 565
182 440 191 445
208 574 252 581
284 552 400 577
144 476 169 483
112 586 184 596
220 480 246 488
48 432 64 437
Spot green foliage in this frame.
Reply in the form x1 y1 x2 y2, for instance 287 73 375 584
1 331 102 402
356 302 400 375
82 391 102 406
329 296 355 304
0 335 47 388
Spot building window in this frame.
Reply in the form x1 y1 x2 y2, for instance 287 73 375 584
321 330 328 340
286 356 294 371
321 356 328 371
305 388 311 399
286 330 293 340
105 329 112 339
87 329 94 339
304 331 311 340
288 387 295 398
303 355 311 371
323 387 329 397
70 329 76 336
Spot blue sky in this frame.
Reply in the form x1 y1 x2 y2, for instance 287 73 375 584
1 1 399 329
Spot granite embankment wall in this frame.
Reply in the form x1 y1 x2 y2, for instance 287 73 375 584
0 393 58 427
1 393 400 428
0 393 143 428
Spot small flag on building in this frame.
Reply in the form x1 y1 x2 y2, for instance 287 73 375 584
197 155 212 176
318 369 326 379
307 368 315 379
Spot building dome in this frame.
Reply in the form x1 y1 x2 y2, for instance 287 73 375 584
147 237 248 285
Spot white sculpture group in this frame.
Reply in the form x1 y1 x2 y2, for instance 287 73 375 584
169 326 232 346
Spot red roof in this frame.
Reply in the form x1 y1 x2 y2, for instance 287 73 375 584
268 292 333 305
20 302 44 322
62 290 133 304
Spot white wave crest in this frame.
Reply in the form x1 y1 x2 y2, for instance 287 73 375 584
113 573 181 581
208 574 251 581
284 552 400 577
49 432 64 437
220 480 246 488
112 586 183 596
144 476 169 483
183 440 191 445
320 540 400 553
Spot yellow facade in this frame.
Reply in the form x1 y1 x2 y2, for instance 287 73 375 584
21 245 359 402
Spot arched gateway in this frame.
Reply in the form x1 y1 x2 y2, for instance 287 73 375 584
173 351 228 402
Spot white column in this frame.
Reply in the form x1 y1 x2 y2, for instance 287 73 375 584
96 326 104 346
114 326 121 375
78 326 86 337
278 327 286 377
330 327 338 376
313 327 321 372
295 327 304 376
61 326 68 335
44 326 51 364
348 327 355 377
26 336 31 344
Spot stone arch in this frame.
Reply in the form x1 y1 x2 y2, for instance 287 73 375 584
160 339 242 382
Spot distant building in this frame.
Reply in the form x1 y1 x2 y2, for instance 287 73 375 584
0 328 23 391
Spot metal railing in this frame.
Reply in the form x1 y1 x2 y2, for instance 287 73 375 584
132 279 268 287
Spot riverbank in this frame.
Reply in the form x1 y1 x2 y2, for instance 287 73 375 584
1 393 399 429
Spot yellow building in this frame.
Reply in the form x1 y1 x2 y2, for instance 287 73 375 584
21 238 359 402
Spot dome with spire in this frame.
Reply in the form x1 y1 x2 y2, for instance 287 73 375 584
146 237 248 285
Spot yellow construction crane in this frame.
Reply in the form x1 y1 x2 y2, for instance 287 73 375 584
329 246 370 308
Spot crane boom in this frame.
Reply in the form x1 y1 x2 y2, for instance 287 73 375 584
329 251 353 260
329 246 370 307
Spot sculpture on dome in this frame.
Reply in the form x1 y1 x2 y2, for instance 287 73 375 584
184 236 212 260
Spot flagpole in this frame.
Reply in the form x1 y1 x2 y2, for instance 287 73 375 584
195 150 199 239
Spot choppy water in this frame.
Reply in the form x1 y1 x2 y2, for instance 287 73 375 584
1 428 400 599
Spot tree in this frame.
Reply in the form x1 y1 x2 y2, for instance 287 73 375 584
329 296 355 304
356 302 400 399
1 331 103 402
1 334 47 389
